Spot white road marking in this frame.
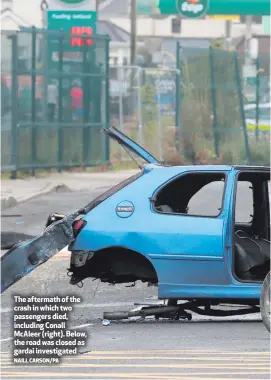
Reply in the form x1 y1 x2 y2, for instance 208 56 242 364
70 323 93 329
0 337 13 342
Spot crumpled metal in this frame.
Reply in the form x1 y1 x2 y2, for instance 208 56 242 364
1 211 79 293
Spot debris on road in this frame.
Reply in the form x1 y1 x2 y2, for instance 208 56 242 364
102 319 110 326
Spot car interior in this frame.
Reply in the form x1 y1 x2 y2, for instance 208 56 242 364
233 171 270 282
154 172 226 217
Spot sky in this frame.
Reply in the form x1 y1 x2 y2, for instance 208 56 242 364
11 0 43 26
8 0 97 27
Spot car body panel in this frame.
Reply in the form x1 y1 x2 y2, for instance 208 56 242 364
71 164 267 300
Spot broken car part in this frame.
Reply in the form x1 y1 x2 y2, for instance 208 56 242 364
103 301 261 322
1 212 78 293
45 212 66 228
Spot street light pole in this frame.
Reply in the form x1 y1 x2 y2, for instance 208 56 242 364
225 20 231 38
245 15 253 66
130 0 137 65
95 0 99 19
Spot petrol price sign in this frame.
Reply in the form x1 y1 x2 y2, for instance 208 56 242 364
47 10 96 68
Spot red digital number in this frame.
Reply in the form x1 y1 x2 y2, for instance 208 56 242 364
70 26 93 47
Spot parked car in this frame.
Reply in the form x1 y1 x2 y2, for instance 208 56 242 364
1 127 270 329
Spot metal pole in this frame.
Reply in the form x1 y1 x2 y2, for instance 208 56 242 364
156 78 163 162
57 30 64 172
119 66 124 161
175 41 181 149
43 30 48 124
95 0 99 18
105 37 110 162
137 67 143 146
130 0 137 65
255 56 260 140
245 16 253 67
41 1 48 124
234 51 251 164
209 46 219 157
31 26 37 176
225 20 231 38
83 36 89 167
11 33 18 179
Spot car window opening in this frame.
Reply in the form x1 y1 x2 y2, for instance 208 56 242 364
233 172 270 283
154 172 226 217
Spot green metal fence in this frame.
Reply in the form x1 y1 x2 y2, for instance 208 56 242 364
1 31 270 175
109 46 269 168
1 28 110 178
175 43 270 166
109 65 177 163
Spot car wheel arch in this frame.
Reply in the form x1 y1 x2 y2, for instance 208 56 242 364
92 245 159 284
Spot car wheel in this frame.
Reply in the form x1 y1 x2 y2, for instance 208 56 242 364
260 271 270 332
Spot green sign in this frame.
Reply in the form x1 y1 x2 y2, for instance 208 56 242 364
177 0 209 19
47 10 96 121
155 0 270 15
47 10 96 32
47 10 97 103
137 0 160 14
47 10 96 65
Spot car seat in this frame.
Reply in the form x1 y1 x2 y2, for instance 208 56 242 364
235 230 270 280
157 205 174 213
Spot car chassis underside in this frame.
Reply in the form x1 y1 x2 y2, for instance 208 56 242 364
103 299 260 322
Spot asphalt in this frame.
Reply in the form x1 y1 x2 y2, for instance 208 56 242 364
1 187 270 380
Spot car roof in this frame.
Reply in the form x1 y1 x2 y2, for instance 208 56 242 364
147 164 270 172
232 165 270 171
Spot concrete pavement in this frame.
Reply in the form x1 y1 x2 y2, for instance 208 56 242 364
1 170 139 210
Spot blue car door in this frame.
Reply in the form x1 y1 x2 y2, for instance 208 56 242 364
147 170 232 299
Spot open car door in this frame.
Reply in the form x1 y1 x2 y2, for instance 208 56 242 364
1 126 159 293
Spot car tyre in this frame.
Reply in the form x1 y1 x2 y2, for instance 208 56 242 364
260 271 270 332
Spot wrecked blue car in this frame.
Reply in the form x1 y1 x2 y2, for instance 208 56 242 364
67 127 270 326
1 127 270 329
